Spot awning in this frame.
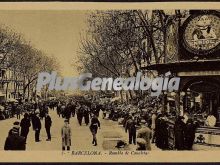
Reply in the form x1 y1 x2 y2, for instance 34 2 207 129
142 60 220 73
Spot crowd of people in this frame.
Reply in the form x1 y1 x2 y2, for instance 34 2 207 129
2 96 201 151
3 98 101 151
4 99 53 150
100 100 199 151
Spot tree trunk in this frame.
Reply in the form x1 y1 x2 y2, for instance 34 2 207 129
27 83 30 100
6 82 9 100
14 83 17 99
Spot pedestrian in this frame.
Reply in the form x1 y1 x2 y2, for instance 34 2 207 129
64 103 72 122
89 114 100 146
45 112 52 141
16 103 22 120
77 105 84 126
174 116 186 150
137 120 152 150
91 104 100 118
57 102 61 117
155 113 163 149
30 111 36 130
184 119 198 150
61 119 71 151
20 113 31 142
95 104 101 117
151 111 157 143
125 115 137 145
40 103 48 120
102 107 106 119
160 116 169 150
33 111 41 142
71 101 76 117
4 122 26 150
11 103 16 118
61 103 66 118
84 105 90 126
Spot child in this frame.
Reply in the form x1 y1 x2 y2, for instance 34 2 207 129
61 119 71 150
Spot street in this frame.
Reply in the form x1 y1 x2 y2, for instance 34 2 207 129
0 109 159 151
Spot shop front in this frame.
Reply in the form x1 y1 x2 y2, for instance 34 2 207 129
144 10 220 150
179 72 220 150
149 63 220 149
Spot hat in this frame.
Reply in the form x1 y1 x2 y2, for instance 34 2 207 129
11 127 19 134
13 121 20 126
64 119 69 123
140 119 146 124
115 140 126 148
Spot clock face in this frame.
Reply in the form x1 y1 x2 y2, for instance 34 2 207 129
183 14 220 54
166 23 178 61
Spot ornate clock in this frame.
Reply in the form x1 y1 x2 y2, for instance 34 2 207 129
181 11 220 57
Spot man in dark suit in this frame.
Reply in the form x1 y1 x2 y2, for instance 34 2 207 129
33 112 41 142
20 113 31 142
45 112 52 141
125 115 137 145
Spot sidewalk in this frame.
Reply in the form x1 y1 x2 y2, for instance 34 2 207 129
98 115 160 151
0 110 160 151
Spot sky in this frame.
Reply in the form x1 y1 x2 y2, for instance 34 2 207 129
0 10 88 76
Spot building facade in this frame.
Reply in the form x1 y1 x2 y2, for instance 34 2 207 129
145 10 220 149
0 62 23 103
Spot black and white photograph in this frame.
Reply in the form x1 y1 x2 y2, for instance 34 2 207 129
0 4 219 158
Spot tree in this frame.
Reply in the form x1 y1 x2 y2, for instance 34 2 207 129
78 10 185 102
1 30 60 100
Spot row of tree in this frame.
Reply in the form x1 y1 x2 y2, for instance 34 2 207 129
0 24 59 100
78 10 187 101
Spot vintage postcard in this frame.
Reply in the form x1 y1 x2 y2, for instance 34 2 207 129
0 1 219 163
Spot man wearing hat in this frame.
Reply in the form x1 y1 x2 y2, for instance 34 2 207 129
125 115 137 145
137 120 152 150
4 121 26 150
45 112 52 141
32 111 42 142
174 116 186 150
20 113 31 142
61 119 71 150
90 114 100 146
